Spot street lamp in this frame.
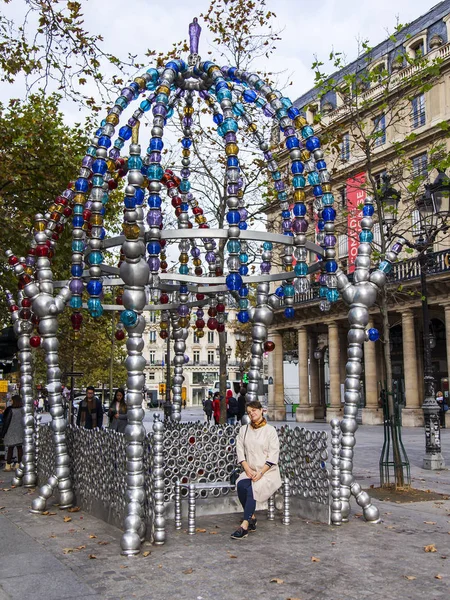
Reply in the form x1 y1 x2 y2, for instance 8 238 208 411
412 169 450 469
380 173 401 235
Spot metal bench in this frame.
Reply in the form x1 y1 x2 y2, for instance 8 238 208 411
174 478 291 535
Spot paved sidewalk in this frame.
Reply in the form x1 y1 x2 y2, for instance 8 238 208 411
1 421 449 600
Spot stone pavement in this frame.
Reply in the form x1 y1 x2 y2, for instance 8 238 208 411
0 421 449 600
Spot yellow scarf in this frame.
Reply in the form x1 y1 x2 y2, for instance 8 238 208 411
250 417 267 429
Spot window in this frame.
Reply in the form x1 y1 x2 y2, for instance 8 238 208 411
411 153 428 178
338 186 347 209
149 330 156 343
193 351 200 365
370 62 386 84
411 94 425 129
338 234 348 258
341 133 350 161
207 351 215 365
207 331 214 344
148 312 157 323
149 351 156 365
411 39 425 58
148 372 155 381
193 333 200 344
411 209 421 236
374 170 387 192
372 114 386 146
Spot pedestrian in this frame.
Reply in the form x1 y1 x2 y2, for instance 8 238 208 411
76 385 103 430
1 394 24 471
203 393 213 424
33 398 39 413
237 388 247 423
227 389 239 425
212 392 221 425
436 391 447 428
231 400 282 540
182 397 187 409
43 390 49 412
108 388 127 433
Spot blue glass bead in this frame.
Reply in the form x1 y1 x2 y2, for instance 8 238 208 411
223 118 238 134
284 307 295 319
293 203 306 217
284 284 295 297
115 97 128 109
155 93 169 105
291 161 304 175
286 136 300 150
120 310 138 327
254 79 265 90
181 138 192 148
86 146 97 156
363 204 375 216
70 297 82 309
322 193 334 206
316 160 327 170
326 289 339 303
147 242 161 254
322 207 336 222
88 251 103 265
239 265 249 276
227 157 239 168
227 210 240 225
165 60 180 73
102 192 109 205
308 172 320 186
287 106 300 119
226 273 243 291
95 128 103 137
263 242 273 251
368 328 380 342
87 280 103 296
72 215 84 227
180 203 189 212
237 310 249 323
129 82 140 95
378 260 392 273
124 196 136 209
276 108 288 119
217 89 232 102
140 99 152 112
313 185 323 197
166 107 174 119
147 68 159 81
150 138 164 151
281 97 293 109
360 230 374 243
294 262 308 276
73 205 83 215
239 253 249 263
275 286 284 298
146 81 157 91
305 136 321 152
292 175 306 188
72 240 84 252
148 194 161 208
301 125 314 139
98 136 111 148
318 220 325 231
215 80 228 90
325 260 338 273
239 299 249 309
179 265 189 275
71 264 83 277
213 113 224 125
92 176 104 187
278 192 288 201
134 188 145 204
239 286 249 298
227 240 241 253
283 231 294 237
114 139 124 149
271 171 281 181
128 156 143 170
180 180 190 192
243 89 257 102
239 222 248 230
92 159 107 175
99 228 106 240
217 124 225 137
148 164 164 180
202 61 214 72
232 103 245 117
282 210 291 219
75 178 89 193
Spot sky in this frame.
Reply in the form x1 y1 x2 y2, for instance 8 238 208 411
0 0 442 124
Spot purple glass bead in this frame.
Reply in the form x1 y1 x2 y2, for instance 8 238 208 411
275 181 285 192
224 132 237 143
146 211 162 227
121 88 134 102
149 152 161 162
228 183 239 195
261 262 271 273
184 354 190 364
295 218 308 233
85 200 93 210
238 207 248 220
25 256 35 266
237 177 244 189
263 104 275 118
128 117 138 127
62 189 74 200
324 235 336 247
153 105 167 117
147 256 160 271
263 151 273 161
109 148 120 160
181 168 190 178
283 219 292 231
319 274 327 285
196 309 204 317
69 279 84 294
392 242 403 253
82 156 94 168
283 126 296 137
199 90 209 100
205 252 216 263
178 304 190 317
221 66 228 76
183 117 193 127
191 247 201 258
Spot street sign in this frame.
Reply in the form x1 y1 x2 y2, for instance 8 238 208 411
0 380 8 392
159 383 166 395
268 377 274 385
65 372 84 377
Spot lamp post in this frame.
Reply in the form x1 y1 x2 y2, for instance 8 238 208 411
314 348 324 417
235 332 248 383
380 173 401 237
163 316 172 421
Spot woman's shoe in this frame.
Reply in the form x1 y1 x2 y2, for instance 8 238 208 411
248 517 257 532
231 526 248 540
3 464 11 472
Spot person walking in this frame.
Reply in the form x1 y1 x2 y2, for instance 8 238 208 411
108 388 127 433
231 400 282 540
203 393 213 424
436 391 447 428
227 389 239 425
1 395 24 471
212 392 221 425
76 386 103 430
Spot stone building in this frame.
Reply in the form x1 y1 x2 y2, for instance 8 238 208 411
267 1 450 425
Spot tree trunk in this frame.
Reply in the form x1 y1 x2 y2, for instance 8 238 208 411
219 330 227 424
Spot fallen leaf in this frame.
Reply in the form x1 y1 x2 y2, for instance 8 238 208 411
42 511 49 515
424 521 437 525
67 506 81 512
209 531 219 535
158 564 162 569
370 484 374 489
0 506 5 510
270 578 284 584
229 555 237 559
89 534 97 539
386 526 396 530
142 551 151 557
49 535 56 538
311 556 321 562
97 541 109 546
435 574 442 579
76 545 86 550
404 575 416 580
441 556 447 559
195 528 206 533
63 517 72 523
286 597 302 600
48 512 56 516
62 548 73 554
120 565 128 569
183 568 193 574
88 554 97 559
2 488 10 492
424 544 437 553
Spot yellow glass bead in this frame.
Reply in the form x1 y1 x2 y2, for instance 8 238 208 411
142 176 149 188
193 258 201 267
123 223 140 239
322 183 332 193
267 93 277 103
237 190 244 199
182 149 190 158
247 123 257 133
48 204 57 213
91 214 103 226
25 266 34 276
225 143 239 156
285 265 294 272
160 322 168 330
157 85 170 96
73 193 86 204
107 159 116 172
178 317 190 328
206 96 215 106
106 114 119 126
184 106 194 116
82 222 89 231
300 150 310 162
160 253 166 260
294 116 308 128
34 221 46 232
196 330 205 338
180 253 189 264
207 65 220 76
134 76 146 90
293 190 306 202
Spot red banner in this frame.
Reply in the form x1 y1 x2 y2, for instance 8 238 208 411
346 172 366 273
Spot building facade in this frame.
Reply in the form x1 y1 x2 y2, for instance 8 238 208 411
267 1 450 426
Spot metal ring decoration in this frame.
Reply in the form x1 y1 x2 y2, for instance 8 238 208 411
330 419 342 526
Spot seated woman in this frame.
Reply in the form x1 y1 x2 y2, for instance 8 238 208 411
231 400 282 539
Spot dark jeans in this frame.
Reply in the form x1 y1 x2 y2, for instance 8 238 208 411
6 445 23 465
237 478 256 522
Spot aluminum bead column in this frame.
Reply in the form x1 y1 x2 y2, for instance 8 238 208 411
247 282 273 403
171 311 187 421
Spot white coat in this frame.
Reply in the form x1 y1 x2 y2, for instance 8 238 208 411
236 423 282 503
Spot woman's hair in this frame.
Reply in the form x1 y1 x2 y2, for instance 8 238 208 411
113 388 126 403
11 394 22 408
246 400 262 410
226 389 233 398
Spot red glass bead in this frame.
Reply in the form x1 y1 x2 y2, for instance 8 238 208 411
20 275 32 285
166 181 176 189
160 293 169 304
115 295 123 305
32 314 39 325
160 240 166 248
207 318 218 330
199 224 208 229
28 248 36 256
187 222 193 229
193 207 203 215
63 207 73 217
171 197 182 207
196 293 205 301
216 303 225 313
83 209 92 221
194 266 202 275
195 319 205 329
8 255 19 266
264 341 275 352
118 168 127 178
175 207 182 217
217 323 225 333
9 305 19 312
21 298 32 308
160 330 168 339
29 336 41 348
172 175 181 187
160 261 168 270
208 307 217 317
108 179 118 190
115 329 125 341
48 249 54 259
20 308 31 320
50 212 61 222
71 312 83 330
